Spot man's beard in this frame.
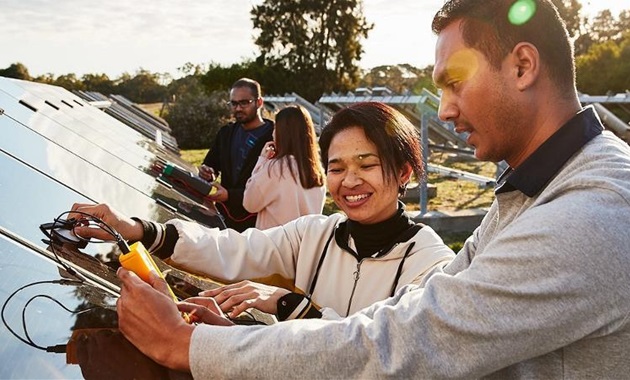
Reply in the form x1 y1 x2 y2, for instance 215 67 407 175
235 111 256 124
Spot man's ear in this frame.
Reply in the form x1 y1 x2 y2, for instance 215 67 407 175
512 42 539 91
257 97 264 108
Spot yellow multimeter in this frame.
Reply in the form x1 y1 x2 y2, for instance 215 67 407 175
118 241 190 323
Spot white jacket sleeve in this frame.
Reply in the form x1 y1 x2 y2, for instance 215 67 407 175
166 218 303 283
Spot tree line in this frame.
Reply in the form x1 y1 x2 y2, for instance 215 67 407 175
1 0 628 149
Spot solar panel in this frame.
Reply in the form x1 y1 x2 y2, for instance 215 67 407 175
0 233 117 379
0 76 224 378
73 90 180 153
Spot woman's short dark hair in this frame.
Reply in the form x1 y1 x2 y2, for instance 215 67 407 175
432 0 575 92
319 102 423 195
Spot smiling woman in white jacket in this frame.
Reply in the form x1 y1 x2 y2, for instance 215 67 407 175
242 105 326 230
71 102 454 322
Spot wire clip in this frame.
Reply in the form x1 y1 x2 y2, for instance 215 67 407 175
39 218 87 248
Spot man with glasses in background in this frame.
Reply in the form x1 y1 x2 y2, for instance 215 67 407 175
199 78 274 232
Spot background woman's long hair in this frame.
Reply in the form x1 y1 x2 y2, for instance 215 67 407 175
271 105 325 189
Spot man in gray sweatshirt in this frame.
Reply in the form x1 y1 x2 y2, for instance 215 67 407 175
113 0 630 378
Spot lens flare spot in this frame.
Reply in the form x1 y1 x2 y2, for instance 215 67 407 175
446 48 479 83
508 0 537 25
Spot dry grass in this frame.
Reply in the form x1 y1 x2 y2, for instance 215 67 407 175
137 102 165 118
425 151 496 212
180 149 208 168
179 148 496 249
179 148 497 214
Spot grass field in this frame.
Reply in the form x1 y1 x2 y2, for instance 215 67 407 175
180 149 208 168
181 148 495 212
137 102 165 118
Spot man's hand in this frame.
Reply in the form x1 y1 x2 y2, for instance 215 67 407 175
198 164 216 182
200 281 290 318
207 183 228 202
70 203 143 242
117 268 194 371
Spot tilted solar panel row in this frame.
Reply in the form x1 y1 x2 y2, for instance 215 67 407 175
0 76 222 378
73 90 180 154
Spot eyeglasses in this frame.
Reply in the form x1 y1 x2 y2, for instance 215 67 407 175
226 99 257 108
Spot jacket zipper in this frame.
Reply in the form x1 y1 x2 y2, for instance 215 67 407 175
346 260 364 316
345 242 404 316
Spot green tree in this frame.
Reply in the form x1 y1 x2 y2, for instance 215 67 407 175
589 10 618 42
200 60 294 99
53 73 84 91
115 69 167 103
33 73 56 84
617 10 630 38
82 73 115 95
164 79 231 149
359 64 436 95
251 0 373 101
0 62 31 80
576 32 630 95
576 7 630 57
551 0 583 38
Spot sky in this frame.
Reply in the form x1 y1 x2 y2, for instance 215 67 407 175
0 0 627 80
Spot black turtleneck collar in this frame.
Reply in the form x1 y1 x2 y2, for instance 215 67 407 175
335 201 421 260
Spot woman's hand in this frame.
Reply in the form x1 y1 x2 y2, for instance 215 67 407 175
200 280 290 318
177 297 234 326
116 268 194 371
70 203 143 242
260 141 276 159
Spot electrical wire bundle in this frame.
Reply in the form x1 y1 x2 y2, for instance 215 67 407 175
1 210 125 354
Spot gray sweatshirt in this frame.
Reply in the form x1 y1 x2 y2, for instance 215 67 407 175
189 108 630 379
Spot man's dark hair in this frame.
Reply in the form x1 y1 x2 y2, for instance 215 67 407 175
319 102 423 195
432 0 575 92
231 78 262 98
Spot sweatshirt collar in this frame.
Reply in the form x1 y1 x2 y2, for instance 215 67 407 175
495 106 603 197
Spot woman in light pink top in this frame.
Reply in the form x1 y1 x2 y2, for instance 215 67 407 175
243 105 326 229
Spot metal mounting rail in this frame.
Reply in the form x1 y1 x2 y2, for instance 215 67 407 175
265 92 334 133
427 164 496 187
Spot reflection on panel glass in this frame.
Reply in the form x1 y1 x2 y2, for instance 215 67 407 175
0 77 147 151
0 87 224 229
0 150 177 251
0 77 222 379
0 111 164 197
0 235 117 379
0 116 223 230
0 89 160 182
0 76 192 170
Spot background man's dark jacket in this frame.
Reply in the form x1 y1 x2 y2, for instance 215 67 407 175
202 119 274 232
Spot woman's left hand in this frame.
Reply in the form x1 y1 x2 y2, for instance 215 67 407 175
200 280 290 318
177 297 234 326
260 141 276 159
